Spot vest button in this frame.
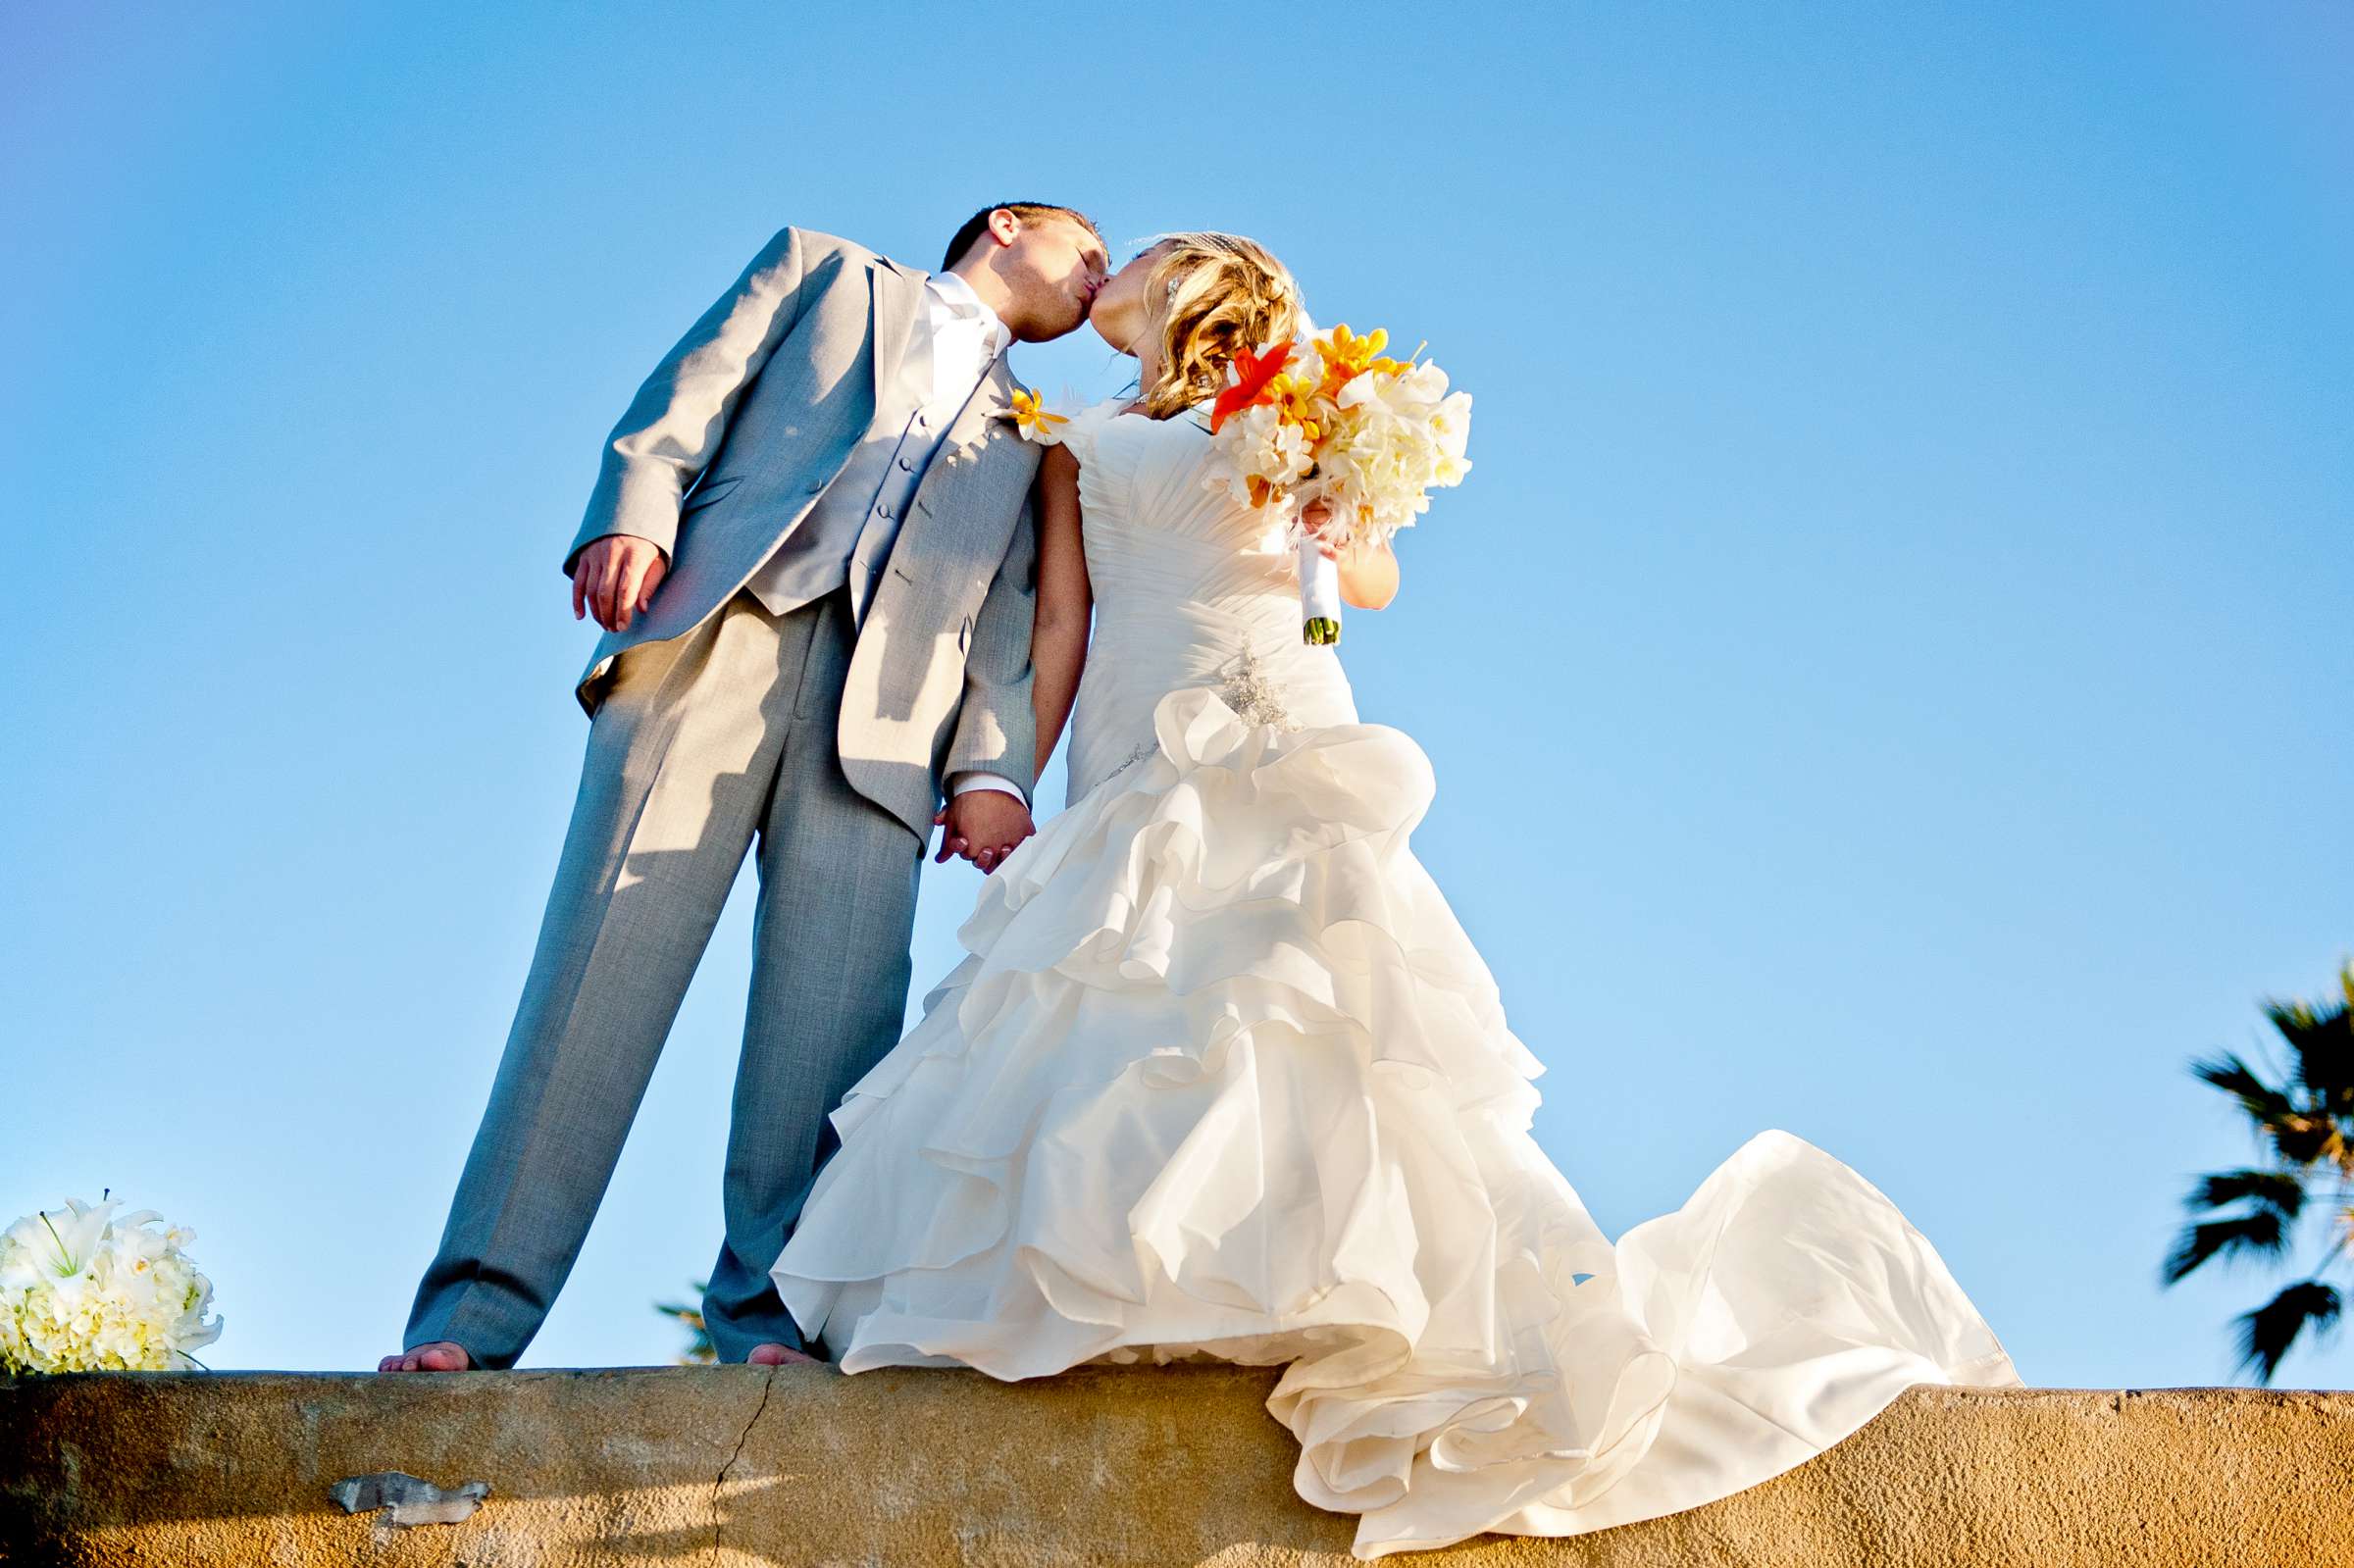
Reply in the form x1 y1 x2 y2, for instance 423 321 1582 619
806 480 826 493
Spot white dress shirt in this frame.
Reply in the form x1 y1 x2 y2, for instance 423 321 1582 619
739 269 1025 806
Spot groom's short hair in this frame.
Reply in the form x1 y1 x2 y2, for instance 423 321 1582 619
942 203 1100 270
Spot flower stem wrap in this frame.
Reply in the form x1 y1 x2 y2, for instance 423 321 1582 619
1298 535 1343 645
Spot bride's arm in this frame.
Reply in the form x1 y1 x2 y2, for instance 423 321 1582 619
1338 535 1399 610
1029 444 1092 781
1303 500 1401 610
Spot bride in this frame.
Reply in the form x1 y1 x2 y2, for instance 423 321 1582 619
769 231 2021 1558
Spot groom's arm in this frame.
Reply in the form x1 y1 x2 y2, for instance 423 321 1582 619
941 492 1042 802
947 772 1026 804
562 224 813 578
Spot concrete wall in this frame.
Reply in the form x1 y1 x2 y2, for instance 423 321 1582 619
4 1365 2350 1565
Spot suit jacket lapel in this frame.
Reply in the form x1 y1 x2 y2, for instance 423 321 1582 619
868 260 922 408
944 356 1016 459
910 357 1023 521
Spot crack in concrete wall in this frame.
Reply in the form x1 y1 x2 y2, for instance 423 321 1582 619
711 1366 776 1557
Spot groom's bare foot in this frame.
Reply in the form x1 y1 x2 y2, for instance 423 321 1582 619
377 1340 472 1373
746 1341 820 1367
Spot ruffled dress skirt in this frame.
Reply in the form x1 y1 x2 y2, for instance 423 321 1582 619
772 683 2021 1559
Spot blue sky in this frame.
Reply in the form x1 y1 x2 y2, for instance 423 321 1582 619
4 1 2348 1387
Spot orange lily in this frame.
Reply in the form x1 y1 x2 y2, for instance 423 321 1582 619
1209 339 1298 433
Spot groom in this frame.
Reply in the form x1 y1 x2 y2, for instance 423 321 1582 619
381 203 1109 1372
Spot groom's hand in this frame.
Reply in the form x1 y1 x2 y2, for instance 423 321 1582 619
571 534 670 632
933 789 1035 873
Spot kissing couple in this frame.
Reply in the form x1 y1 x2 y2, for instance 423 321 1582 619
381 202 2021 1558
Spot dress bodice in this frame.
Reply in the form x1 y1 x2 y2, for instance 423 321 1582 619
1057 398 1358 802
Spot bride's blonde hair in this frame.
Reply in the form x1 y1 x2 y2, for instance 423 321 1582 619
1136 231 1303 419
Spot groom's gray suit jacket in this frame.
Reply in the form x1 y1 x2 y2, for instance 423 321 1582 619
562 225 1045 838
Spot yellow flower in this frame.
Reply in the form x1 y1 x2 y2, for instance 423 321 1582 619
1267 372 1323 443
1008 387 1069 443
1311 324 1408 400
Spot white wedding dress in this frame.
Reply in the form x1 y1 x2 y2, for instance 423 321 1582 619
771 397 2021 1558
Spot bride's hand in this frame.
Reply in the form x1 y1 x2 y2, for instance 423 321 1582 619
1301 498 1341 560
1300 498 1400 611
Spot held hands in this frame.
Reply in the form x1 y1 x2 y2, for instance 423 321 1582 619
933 788 1037 873
572 534 670 632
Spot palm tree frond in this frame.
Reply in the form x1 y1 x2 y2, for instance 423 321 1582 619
2162 1208 2288 1285
2190 1051 2296 1124
654 1278 716 1365
2232 1279 2343 1385
2179 966 2354 1376
2184 1168 2308 1221
2264 972 2354 1108
2268 1117 2341 1168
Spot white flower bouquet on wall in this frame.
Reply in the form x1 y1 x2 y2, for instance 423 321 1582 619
0 1194 223 1373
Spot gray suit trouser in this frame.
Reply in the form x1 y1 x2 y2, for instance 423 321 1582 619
403 582 923 1366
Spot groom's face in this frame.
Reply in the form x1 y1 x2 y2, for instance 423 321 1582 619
997 216 1109 343
1088 241 1175 355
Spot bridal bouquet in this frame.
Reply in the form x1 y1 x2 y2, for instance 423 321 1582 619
1205 324 1473 644
0 1194 223 1373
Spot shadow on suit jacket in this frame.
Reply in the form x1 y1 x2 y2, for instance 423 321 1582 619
561 225 1045 841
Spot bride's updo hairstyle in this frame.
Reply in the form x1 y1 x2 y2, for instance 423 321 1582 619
1137 231 1303 420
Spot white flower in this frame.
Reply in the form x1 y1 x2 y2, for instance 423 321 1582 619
1202 401 1312 519
1430 389 1473 470
1305 368 1473 543
0 1196 223 1374
1392 360 1452 404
